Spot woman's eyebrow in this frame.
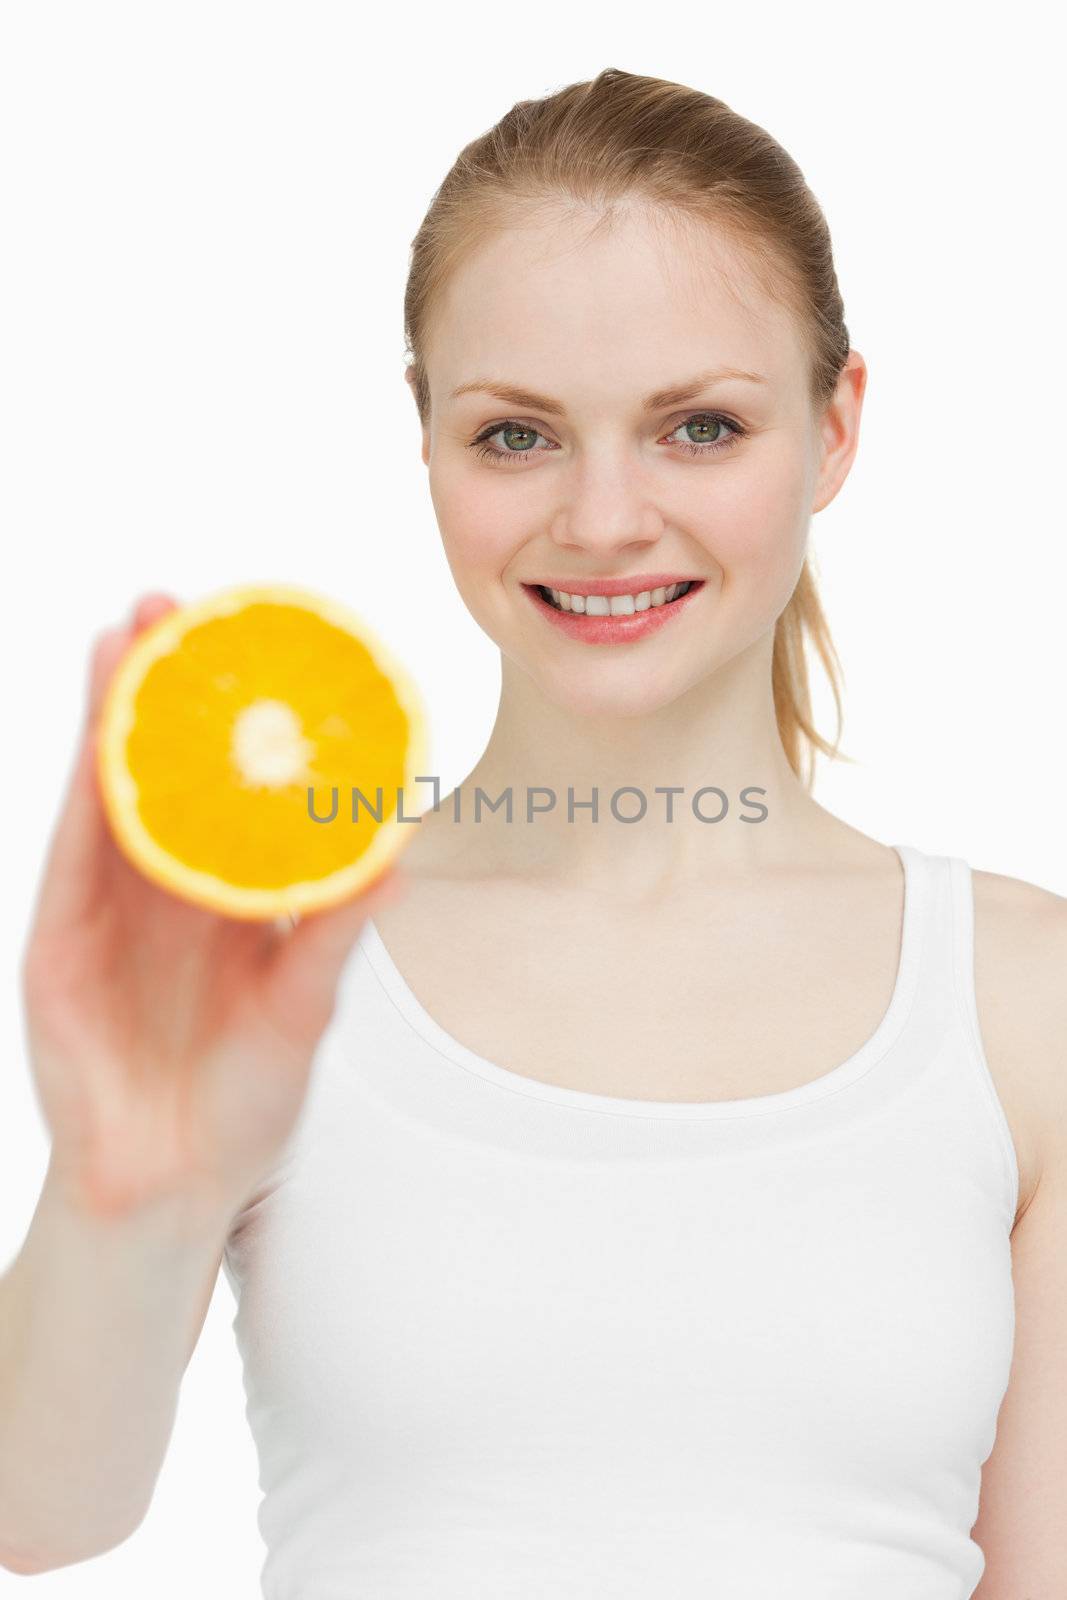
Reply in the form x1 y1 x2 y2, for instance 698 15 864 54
448 367 767 417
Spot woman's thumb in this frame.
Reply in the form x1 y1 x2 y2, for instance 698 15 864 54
259 868 411 1040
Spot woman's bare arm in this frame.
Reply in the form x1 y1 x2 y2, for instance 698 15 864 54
0 592 405 1576
969 875 1067 1596
0 1157 238 1574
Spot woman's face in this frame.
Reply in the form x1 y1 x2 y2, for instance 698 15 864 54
413 202 862 718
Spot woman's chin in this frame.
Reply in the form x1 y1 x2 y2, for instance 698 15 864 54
528 664 715 724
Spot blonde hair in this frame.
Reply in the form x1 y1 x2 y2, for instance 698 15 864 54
403 67 851 788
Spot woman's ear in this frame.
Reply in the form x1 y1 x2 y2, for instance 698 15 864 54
811 349 867 516
404 365 430 465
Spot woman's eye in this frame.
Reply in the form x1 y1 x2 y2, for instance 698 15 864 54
665 413 746 456
467 411 747 467
469 423 553 466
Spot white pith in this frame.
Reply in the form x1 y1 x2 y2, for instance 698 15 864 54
231 699 316 787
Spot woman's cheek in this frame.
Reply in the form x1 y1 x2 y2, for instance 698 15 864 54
434 509 523 628
699 453 810 574
445 518 518 587
432 470 524 569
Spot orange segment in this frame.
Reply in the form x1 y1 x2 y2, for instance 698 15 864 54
97 584 429 919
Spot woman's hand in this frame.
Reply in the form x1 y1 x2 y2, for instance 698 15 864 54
19 593 405 1222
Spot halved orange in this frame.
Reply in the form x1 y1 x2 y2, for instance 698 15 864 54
96 583 429 920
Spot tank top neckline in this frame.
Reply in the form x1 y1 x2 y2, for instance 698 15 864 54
358 842 929 1122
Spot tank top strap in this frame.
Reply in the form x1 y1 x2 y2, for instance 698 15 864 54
908 846 991 1049
946 850 1021 1221
894 844 978 1035
890 843 945 1032
945 852 993 1055
892 843 1020 1231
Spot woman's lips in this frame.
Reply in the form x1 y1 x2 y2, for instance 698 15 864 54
522 580 706 644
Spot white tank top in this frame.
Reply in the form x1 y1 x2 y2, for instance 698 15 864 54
222 842 1018 1599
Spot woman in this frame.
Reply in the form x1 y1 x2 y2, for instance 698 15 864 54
3 67 1064 1598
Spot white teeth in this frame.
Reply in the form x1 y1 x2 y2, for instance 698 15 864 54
544 581 693 614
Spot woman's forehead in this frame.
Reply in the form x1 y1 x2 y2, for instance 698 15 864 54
426 216 801 410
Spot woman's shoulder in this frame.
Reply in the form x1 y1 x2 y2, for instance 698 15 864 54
970 861 1067 1217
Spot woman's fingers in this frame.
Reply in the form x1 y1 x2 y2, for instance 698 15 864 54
28 597 179 944
129 592 178 634
84 596 176 725
255 870 410 1052
84 625 132 725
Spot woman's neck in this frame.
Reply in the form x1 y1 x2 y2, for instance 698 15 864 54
402 647 877 894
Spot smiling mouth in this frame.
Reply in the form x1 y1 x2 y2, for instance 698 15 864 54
531 580 701 615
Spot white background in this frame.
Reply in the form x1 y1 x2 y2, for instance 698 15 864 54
1 2 1064 1594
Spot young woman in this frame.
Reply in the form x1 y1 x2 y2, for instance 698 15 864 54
3 67 1064 1599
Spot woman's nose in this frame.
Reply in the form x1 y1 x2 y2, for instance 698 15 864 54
545 458 667 555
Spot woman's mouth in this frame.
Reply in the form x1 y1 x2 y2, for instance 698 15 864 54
521 579 706 644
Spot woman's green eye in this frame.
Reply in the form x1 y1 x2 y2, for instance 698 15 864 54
500 426 538 452
665 413 746 456
681 417 726 445
468 410 748 467
469 423 553 465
